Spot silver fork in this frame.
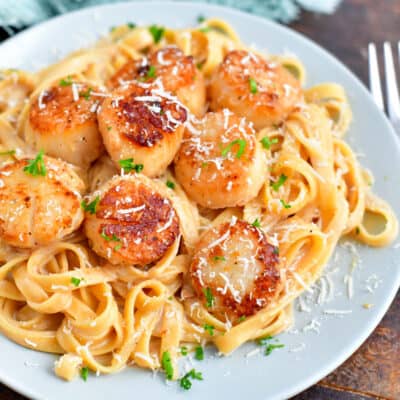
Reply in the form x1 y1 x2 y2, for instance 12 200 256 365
368 42 400 134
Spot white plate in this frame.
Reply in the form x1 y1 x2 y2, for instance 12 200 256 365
0 2 399 400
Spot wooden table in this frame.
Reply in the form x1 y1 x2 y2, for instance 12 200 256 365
0 0 399 398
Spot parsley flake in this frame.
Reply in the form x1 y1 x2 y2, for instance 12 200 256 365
197 15 206 23
213 255 226 262
260 136 279 150
71 277 82 287
271 174 287 191
101 229 121 243
194 346 204 361
80 366 89 381
127 22 136 29
23 150 46 177
273 246 279 255
166 180 175 189
203 287 214 308
249 77 258 94
80 87 92 100
280 199 291 209
180 346 188 356
59 76 73 86
81 196 100 215
203 323 215 336
107 126 112 131
161 351 174 380
265 343 285 356
180 369 203 390
221 139 247 159
119 158 144 173
149 25 165 43
237 315 246 323
252 218 261 228
355 226 360 235
114 243 122 251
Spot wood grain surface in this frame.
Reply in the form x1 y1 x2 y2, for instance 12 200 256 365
0 0 399 399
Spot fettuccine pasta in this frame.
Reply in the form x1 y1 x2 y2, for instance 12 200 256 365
0 18 397 386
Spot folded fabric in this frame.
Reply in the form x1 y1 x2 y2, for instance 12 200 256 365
0 0 342 30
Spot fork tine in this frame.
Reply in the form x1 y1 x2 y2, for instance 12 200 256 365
368 43 384 111
383 42 400 122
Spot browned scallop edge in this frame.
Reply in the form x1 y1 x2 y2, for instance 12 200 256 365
29 83 99 134
95 179 180 265
191 220 280 318
110 84 187 147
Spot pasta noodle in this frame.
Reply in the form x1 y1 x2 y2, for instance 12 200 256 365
0 18 397 386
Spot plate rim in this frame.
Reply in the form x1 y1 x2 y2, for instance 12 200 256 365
0 2 399 399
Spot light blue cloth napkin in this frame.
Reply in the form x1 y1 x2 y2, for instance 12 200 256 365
0 0 342 31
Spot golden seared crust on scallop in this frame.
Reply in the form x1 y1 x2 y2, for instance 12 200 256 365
0 156 85 248
25 79 105 168
107 46 206 117
190 219 280 320
98 81 187 177
84 174 180 266
209 50 302 129
174 109 268 209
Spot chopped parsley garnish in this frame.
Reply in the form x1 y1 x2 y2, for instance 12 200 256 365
251 218 261 228
221 139 247 159
110 26 116 32
237 315 246 323
203 287 214 308
81 196 100 214
203 323 215 336
166 180 175 189
257 335 273 346
257 335 285 355
107 126 112 131
201 162 208 168
194 346 204 361
23 150 46 177
355 226 360 235
59 75 73 86
80 87 92 100
114 243 122 251
147 65 156 78
260 136 279 150
119 158 144 173
149 25 165 43
199 27 211 33
213 255 226 262
249 77 258 94
280 199 291 209
101 229 121 243
271 174 287 192
197 15 206 23
0 149 15 156
265 343 284 355
71 277 82 287
161 351 174 380
180 369 203 390
80 366 89 381
127 22 136 29
196 62 204 70
180 346 188 356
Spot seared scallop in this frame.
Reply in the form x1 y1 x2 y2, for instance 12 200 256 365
24 78 105 168
190 219 280 320
174 109 267 209
107 46 206 117
84 174 180 266
98 81 187 177
209 50 302 129
0 154 85 248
